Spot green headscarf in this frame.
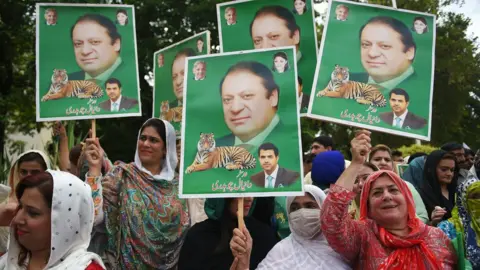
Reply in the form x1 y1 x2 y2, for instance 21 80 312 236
204 198 257 220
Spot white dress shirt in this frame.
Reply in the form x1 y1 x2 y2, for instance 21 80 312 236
110 96 122 112
264 165 279 188
392 109 408 128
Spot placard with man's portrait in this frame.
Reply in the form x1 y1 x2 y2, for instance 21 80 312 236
308 0 435 141
36 4 141 121
216 0 318 115
179 47 303 198
152 31 211 138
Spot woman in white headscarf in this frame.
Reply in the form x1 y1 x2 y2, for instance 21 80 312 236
0 150 52 255
84 118 189 269
0 170 105 269
229 185 351 270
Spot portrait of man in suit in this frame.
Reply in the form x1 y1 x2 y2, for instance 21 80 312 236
170 48 196 109
99 78 138 112
45 8 57 26
250 6 302 62
297 76 309 112
69 14 122 84
349 16 417 91
225 7 237 26
380 88 427 130
216 61 284 148
250 143 300 188
193 61 206 81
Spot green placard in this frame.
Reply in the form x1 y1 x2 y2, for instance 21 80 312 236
308 0 435 141
217 0 318 115
397 163 409 178
180 47 303 198
36 3 141 121
152 31 211 138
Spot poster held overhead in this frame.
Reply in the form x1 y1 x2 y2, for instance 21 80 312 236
36 3 141 121
308 0 436 141
179 47 304 199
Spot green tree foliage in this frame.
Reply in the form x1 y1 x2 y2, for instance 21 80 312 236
397 144 438 157
0 0 478 164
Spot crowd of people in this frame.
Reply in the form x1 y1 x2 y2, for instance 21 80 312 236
0 119 478 269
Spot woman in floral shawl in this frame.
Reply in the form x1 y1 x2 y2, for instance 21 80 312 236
84 118 189 269
321 130 456 269
438 175 480 269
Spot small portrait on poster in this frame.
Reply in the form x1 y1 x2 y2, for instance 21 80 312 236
44 8 58 26
380 88 426 130
412 16 428 34
157 53 165 68
116 9 128 26
292 0 307 15
99 78 138 112
272 52 289 73
335 4 349 21
196 37 205 53
193 60 207 81
225 7 237 25
250 143 300 188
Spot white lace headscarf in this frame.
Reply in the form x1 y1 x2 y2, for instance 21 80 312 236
0 170 105 269
134 118 177 181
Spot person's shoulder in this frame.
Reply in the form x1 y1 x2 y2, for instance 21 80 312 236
187 218 219 235
279 167 299 177
250 171 264 180
245 217 277 240
68 71 85 80
349 72 369 83
123 96 138 104
215 133 235 147
380 111 392 121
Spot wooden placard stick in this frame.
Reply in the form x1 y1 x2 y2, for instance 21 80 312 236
237 197 245 229
91 119 96 139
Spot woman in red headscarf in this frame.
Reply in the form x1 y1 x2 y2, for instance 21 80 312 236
321 130 456 269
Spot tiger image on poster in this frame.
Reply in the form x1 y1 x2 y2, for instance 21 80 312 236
159 101 182 123
41 69 103 101
316 65 386 107
185 133 256 174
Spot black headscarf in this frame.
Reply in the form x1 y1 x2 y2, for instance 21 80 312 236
418 150 458 220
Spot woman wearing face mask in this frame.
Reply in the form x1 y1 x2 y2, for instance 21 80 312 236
321 130 456 269
179 197 277 270
84 119 189 269
438 176 480 269
0 151 51 254
418 150 458 226
231 185 350 269
0 170 105 269
369 144 429 223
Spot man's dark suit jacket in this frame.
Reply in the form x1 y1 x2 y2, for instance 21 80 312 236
169 99 181 109
215 120 285 147
301 94 310 111
250 167 300 188
380 111 427 130
99 96 138 111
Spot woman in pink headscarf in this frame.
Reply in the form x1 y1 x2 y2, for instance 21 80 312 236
321 130 456 269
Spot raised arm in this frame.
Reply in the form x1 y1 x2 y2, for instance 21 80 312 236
54 122 70 172
85 138 120 226
321 130 371 261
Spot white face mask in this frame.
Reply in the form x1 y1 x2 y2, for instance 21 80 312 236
289 208 321 239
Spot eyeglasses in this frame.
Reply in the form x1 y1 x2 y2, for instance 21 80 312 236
139 135 162 144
